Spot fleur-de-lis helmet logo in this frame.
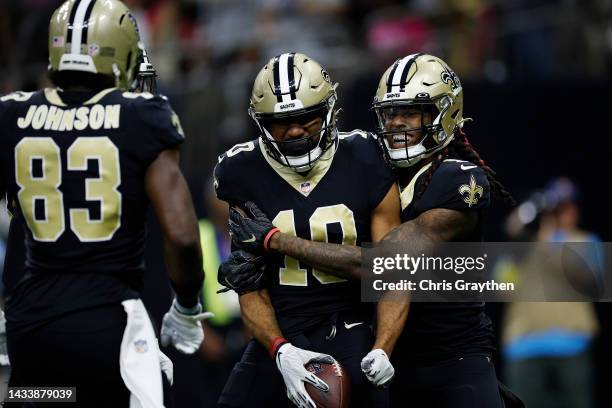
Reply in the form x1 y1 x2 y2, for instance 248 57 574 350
441 66 461 92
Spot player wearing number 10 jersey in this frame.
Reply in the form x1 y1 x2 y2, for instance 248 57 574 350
0 1 210 406
215 53 403 408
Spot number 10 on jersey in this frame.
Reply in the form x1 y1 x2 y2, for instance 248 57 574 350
273 204 356 286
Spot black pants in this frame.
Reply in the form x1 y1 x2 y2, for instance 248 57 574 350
6 304 172 408
219 317 388 407
391 355 503 408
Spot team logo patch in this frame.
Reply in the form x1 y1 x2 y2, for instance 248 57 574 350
300 182 311 193
134 339 149 353
459 174 483 207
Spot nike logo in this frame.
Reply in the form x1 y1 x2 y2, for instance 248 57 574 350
276 351 284 367
242 234 256 243
344 322 364 330
460 164 477 170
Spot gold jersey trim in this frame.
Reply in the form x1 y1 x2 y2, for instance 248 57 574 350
400 162 433 211
43 87 117 107
43 88 67 107
83 87 118 105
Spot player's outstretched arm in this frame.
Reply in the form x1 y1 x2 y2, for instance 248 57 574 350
229 185 400 280
382 207 478 248
229 201 362 280
146 148 213 354
229 199 477 280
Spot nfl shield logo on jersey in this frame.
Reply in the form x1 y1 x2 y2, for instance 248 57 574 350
300 182 311 194
134 339 148 353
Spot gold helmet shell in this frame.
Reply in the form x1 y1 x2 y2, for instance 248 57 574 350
48 0 141 90
249 52 339 172
373 54 465 167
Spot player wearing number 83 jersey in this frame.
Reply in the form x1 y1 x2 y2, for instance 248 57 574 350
0 88 183 328
0 2 209 407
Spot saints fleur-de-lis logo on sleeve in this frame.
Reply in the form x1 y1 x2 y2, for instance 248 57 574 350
459 174 484 207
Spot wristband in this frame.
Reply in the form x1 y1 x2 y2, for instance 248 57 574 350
263 227 281 252
269 336 288 358
174 299 202 315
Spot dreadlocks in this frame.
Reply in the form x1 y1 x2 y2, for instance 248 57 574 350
417 129 516 205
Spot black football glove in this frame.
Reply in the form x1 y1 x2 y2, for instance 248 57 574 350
217 250 266 295
229 201 279 253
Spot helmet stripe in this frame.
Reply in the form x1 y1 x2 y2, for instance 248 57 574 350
65 0 81 46
287 52 296 100
386 60 399 93
277 53 292 103
272 56 282 103
399 53 420 91
392 54 419 93
69 0 94 55
80 0 97 47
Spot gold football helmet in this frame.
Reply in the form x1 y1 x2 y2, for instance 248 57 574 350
249 52 339 172
373 54 466 168
48 0 155 91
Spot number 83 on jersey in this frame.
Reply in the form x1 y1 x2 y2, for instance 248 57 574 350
15 136 121 242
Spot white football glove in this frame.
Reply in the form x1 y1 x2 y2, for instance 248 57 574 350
361 349 395 387
275 343 333 408
160 299 214 354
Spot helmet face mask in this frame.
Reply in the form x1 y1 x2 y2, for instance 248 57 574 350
372 54 464 168
250 52 339 172
130 42 157 93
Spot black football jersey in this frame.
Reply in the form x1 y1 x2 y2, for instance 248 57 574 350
215 132 395 337
396 157 495 363
0 88 184 333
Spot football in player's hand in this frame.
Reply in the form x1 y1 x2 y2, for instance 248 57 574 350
304 360 350 408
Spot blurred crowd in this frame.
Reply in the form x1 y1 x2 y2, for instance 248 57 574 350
2 0 612 174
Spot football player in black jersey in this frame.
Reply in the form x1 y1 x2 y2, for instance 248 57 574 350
0 1 212 406
214 53 405 408
227 54 519 407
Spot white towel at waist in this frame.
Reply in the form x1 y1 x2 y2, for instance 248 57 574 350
120 299 172 408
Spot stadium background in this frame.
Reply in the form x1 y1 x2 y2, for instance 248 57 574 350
0 0 611 406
